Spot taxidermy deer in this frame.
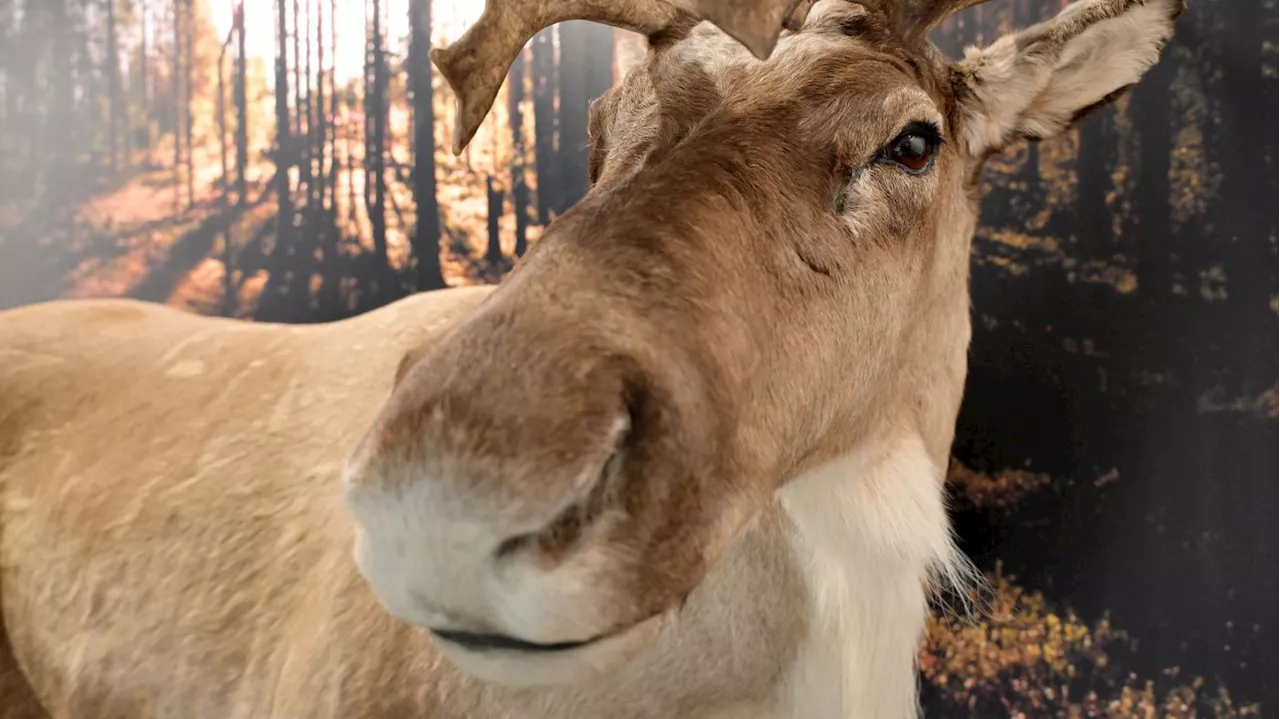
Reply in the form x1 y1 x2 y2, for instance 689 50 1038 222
0 0 1182 716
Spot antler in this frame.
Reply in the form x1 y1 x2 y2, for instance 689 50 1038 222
870 0 994 45
430 0 816 155
673 0 818 58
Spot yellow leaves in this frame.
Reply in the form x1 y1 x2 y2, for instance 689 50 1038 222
1199 263 1229 302
919 567 1261 718
989 229 1060 253
946 459 1050 509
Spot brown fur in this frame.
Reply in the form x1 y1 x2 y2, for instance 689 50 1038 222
0 1 1182 716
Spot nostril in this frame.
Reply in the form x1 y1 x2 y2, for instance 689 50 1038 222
493 532 531 559
491 424 630 562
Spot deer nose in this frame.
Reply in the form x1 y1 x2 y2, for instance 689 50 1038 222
484 433 628 563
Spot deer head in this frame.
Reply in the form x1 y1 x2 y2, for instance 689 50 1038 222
342 0 1182 689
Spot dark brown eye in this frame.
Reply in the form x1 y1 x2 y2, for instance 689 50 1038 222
882 126 940 174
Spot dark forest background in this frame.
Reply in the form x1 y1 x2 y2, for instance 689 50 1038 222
0 0 1274 716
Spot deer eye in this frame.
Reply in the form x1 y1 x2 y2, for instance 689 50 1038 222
880 122 942 175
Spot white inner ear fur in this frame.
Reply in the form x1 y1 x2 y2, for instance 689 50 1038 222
959 0 1178 155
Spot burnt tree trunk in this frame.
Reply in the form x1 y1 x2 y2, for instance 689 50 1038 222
509 46 530 258
408 0 444 290
531 26 556 225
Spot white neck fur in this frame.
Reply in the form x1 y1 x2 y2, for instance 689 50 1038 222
775 437 971 719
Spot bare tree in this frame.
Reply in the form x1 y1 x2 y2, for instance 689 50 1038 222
274 0 294 270
139 0 152 152
292 0 303 140
365 0 391 296
217 19 233 192
509 45 530 258
313 0 326 212
554 21 589 215
300 0 313 209
183 0 193 206
327 0 337 210
173 0 183 212
234 0 247 203
531 27 556 225
485 173 505 270
408 0 444 290
106 0 121 171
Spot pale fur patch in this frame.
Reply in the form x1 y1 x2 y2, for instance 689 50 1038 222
776 437 976 719
960 0 1178 154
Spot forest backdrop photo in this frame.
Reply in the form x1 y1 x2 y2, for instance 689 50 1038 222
0 0 1274 716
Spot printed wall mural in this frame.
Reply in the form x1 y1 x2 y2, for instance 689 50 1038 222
0 0 1273 715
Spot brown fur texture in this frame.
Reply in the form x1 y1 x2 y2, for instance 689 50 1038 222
0 1 1182 716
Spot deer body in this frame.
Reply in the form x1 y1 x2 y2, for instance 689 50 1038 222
1 1 1180 717
1 291 946 719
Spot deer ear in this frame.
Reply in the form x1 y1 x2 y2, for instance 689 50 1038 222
954 0 1183 156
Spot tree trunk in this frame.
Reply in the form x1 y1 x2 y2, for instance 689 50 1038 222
1207 0 1275 367
218 28 231 193
510 46 530 258
366 0 391 297
106 0 120 172
292 0 303 140
234 0 248 203
301 0 313 208
1132 48 1175 298
531 26 556 225
554 21 589 214
585 24 614 106
1074 109 1111 248
140 0 152 152
327 0 338 211
183 0 194 207
486 174 505 270
274 0 295 287
314 0 326 212
52 0 74 193
408 0 444 290
173 0 183 213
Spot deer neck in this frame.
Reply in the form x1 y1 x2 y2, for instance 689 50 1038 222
774 436 958 719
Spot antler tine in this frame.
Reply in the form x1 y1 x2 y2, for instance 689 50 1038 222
876 0 995 45
431 0 687 156
672 0 817 59
431 0 815 156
